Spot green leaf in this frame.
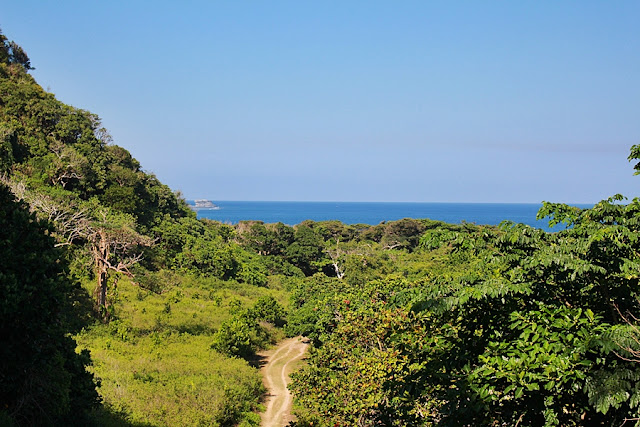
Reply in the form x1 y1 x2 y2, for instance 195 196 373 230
515 387 524 399
585 309 594 322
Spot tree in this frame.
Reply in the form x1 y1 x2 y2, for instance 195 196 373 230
0 28 33 70
325 237 346 280
0 29 8 65
7 41 33 70
1 176 154 317
380 218 427 250
0 175 91 247
88 208 154 316
286 224 326 275
0 183 98 425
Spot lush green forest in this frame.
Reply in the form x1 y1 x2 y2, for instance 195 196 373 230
1 29 640 426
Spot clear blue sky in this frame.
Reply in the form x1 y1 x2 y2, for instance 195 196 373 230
2 1 639 203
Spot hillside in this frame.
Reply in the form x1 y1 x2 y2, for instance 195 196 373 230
0 29 287 426
2 28 640 427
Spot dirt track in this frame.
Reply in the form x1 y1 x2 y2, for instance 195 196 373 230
259 336 309 427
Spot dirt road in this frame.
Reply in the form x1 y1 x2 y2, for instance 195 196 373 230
259 336 309 427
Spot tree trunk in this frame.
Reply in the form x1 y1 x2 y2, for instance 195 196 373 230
94 230 109 311
332 262 345 280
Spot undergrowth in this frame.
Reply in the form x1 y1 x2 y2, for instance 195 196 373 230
76 271 288 426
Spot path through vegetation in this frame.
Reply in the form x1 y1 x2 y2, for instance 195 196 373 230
259 336 309 427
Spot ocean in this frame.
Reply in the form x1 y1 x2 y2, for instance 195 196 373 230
190 201 592 231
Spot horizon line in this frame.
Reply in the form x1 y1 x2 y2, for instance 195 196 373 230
185 199 597 206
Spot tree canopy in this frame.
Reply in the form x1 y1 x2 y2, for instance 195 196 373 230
287 167 640 425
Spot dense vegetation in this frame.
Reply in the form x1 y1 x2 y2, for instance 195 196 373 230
287 206 640 425
283 192 640 425
0 29 286 426
0 185 99 425
1 28 639 426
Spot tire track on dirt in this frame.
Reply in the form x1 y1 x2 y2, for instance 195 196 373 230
259 336 308 427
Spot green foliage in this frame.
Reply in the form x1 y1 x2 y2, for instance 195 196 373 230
469 305 608 426
8 26 640 427
0 28 289 426
151 216 242 279
628 143 640 175
285 274 343 341
75 273 288 426
356 218 430 251
211 296 286 358
211 317 265 358
233 218 434 282
237 220 294 256
0 184 99 425
285 224 327 275
0 38 192 234
289 277 438 425
79 330 263 426
249 295 287 326
0 29 33 70
289 163 640 426
585 365 640 417
237 254 269 287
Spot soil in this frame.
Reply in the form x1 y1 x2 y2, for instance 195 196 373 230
258 336 309 427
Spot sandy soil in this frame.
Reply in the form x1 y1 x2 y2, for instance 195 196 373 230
258 336 309 427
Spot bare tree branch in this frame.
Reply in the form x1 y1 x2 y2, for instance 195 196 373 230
2 176 155 319
614 303 640 363
0 174 91 246
326 238 345 280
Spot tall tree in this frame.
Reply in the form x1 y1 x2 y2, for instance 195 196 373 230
88 208 154 316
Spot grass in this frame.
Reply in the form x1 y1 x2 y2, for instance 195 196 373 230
76 271 289 426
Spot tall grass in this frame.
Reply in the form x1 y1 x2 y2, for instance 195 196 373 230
77 271 288 426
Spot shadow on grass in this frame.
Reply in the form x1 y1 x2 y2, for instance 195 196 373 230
86 405 155 427
247 351 269 369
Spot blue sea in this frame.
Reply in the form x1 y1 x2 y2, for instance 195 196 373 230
190 201 592 231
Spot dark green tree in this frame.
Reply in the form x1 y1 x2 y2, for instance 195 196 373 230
286 224 326 275
0 29 32 70
0 184 99 425
7 41 33 70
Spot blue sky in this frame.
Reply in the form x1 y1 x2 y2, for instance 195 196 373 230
2 1 639 203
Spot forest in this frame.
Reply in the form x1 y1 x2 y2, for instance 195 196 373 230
1 29 640 426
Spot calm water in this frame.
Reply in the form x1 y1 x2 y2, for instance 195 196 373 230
190 201 592 230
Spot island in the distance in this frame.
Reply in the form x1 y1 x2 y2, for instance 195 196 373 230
189 199 220 209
